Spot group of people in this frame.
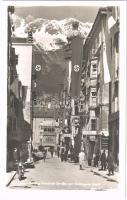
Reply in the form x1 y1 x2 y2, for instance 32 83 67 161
56 145 74 162
33 145 115 176
43 147 55 161
99 150 115 175
78 149 115 176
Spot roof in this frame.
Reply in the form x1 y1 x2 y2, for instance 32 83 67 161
84 7 108 46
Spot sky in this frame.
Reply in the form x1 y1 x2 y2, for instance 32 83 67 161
15 6 99 23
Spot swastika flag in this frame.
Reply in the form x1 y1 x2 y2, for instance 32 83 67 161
71 37 84 98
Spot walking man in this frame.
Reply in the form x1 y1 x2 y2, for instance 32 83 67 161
107 152 115 175
57 145 60 158
101 150 107 170
78 149 85 170
43 149 47 162
60 145 65 162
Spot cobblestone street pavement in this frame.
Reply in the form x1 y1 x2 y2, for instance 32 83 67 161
9 155 118 190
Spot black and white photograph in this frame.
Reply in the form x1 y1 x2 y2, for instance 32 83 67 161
0 0 126 199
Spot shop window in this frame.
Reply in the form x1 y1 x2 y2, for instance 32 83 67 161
91 119 96 131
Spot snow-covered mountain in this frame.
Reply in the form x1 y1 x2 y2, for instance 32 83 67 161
12 15 93 51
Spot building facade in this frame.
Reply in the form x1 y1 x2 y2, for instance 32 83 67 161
81 7 119 167
64 21 84 161
108 7 119 169
7 7 33 171
32 106 59 149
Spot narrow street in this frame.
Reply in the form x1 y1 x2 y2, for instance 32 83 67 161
7 6 121 193
9 153 118 190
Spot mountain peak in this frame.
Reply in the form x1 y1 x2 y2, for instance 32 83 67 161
13 15 93 51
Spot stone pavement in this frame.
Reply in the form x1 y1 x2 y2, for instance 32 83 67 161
91 167 119 183
6 160 119 186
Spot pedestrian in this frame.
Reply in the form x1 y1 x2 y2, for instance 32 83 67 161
87 145 92 166
50 147 54 158
70 145 74 161
57 145 60 158
107 152 115 176
64 149 68 161
78 149 85 170
101 150 107 170
94 154 99 167
60 146 65 162
43 149 47 162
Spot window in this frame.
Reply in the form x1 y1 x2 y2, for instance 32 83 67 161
75 106 78 115
91 89 96 105
44 128 47 132
91 64 97 77
87 66 90 77
92 64 97 72
91 119 96 131
92 92 96 97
